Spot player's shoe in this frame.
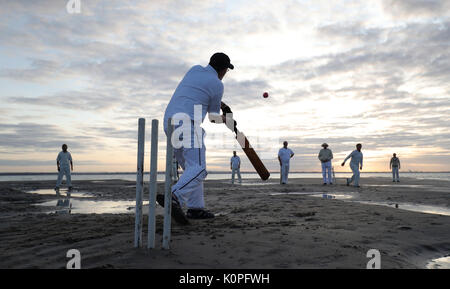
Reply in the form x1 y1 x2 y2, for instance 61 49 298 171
186 209 215 219
156 194 189 225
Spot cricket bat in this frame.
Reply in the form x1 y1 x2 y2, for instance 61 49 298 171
221 102 271 181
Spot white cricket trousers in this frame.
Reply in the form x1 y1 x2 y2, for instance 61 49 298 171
231 167 242 184
321 161 332 184
281 162 290 184
167 124 207 209
56 166 72 187
349 163 360 187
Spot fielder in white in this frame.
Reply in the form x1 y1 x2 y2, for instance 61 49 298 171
318 143 333 185
230 151 242 184
341 143 363 187
55 144 73 191
162 52 234 223
278 141 294 184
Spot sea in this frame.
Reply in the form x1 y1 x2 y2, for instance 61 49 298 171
1 172 449 182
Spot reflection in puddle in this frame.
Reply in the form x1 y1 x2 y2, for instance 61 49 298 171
270 192 324 196
270 192 450 216
427 256 450 269
363 184 450 192
364 184 432 188
270 192 355 200
358 201 450 216
309 193 355 200
215 181 280 187
26 189 93 198
237 182 278 186
36 199 157 214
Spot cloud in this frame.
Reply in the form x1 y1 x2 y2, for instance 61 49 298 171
0 1 449 172
382 0 450 19
0 159 98 167
0 123 102 153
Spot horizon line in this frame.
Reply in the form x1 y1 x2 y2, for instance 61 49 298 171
1 171 449 176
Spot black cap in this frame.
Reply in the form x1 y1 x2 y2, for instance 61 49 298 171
209 52 234 70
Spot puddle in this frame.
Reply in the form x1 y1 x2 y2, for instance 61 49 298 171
36 199 160 214
270 192 450 216
358 201 450 216
308 193 355 200
270 192 355 200
270 192 325 196
229 182 278 186
26 189 93 198
426 256 450 269
364 184 450 193
364 184 433 188
241 181 280 186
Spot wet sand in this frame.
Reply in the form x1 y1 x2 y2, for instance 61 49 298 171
0 177 449 269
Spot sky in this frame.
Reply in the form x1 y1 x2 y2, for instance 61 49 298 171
0 0 449 173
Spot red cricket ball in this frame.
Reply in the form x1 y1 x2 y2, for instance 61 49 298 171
263 92 269 98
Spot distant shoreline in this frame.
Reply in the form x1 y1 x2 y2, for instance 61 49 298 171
1 171 449 175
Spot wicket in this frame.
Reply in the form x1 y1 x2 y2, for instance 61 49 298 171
162 119 174 249
134 118 174 249
134 118 145 248
147 119 158 249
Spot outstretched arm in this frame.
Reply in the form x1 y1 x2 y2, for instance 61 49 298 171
341 152 352 166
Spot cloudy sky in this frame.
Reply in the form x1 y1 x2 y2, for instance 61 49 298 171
0 0 449 173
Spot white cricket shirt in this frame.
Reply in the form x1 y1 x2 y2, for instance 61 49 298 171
164 65 224 129
57 151 72 167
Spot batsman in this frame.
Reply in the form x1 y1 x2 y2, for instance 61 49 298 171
161 52 234 223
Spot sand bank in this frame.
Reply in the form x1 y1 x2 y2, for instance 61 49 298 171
0 177 449 268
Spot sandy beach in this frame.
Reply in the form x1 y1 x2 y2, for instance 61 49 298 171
0 177 449 269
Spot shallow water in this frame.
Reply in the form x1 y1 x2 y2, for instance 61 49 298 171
240 181 279 186
26 189 93 198
270 192 450 216
270 192 325 196
3 172 450 182
358 201 450 216
426 256 450 269
270 192 356 200
364 184 433 188
218 180 278 186
36 198 155 214
308 193 355 200
364 184 450 192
